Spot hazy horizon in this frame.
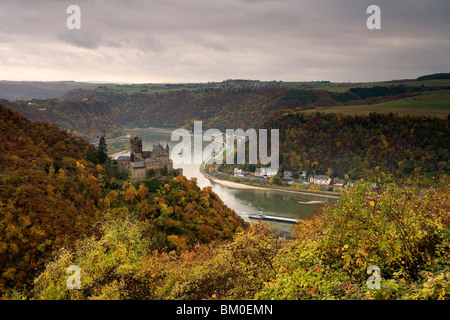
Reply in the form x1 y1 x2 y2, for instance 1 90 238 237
0 74 444 85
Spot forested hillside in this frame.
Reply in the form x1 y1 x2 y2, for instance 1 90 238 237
0 104 246 293
262 110 449 182
2 79 446 141
24 176 450 300
62 84 421 130
0 81 113 100
1 105 448 301
1 98 124 140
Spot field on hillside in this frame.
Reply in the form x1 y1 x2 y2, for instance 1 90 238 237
307 89 450 118
288 79 450 92
94 83 204 95
95 78 450 95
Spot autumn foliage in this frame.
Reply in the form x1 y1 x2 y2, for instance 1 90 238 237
1 104 448 300
0 104 246 294
0 105 103 291
263 110 449 181
27 179 449 300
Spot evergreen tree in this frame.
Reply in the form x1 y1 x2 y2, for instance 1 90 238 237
97 136 108 164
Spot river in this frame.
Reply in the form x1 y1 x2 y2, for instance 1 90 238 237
109 128 339 230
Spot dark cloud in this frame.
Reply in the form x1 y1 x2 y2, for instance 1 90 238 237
57 30 102 49
0 0 449 82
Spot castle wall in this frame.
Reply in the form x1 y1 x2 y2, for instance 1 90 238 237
130 167 146 180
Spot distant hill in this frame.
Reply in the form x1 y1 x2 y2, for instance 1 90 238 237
261 110 449 181
2 74 448 138
305 89 450 119
62 84 420 131
416 73 450 81
1 98 124 140
0 81 116 100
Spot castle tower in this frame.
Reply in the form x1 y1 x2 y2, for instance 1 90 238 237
130 136 143 162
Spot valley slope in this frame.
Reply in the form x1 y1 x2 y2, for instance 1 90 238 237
1 98 124 141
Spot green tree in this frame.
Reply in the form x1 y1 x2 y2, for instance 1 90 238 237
147 169 155 178
85 145 99 165
270 175 282 185
143 177 162 192
97 136 108 164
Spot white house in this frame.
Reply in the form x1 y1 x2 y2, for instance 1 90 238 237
309 175 331 185
333 179 345 187
283 170 293 178
255 168 277 177
234 168 243 177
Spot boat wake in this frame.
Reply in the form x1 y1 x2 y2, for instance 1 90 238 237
297 200 325 205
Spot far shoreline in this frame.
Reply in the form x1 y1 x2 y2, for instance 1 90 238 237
124 127 175 134
200 164 341 200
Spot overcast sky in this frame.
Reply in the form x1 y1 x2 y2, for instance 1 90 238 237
1 0 449 83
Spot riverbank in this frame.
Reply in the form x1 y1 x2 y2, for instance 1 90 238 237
109 150 130 159
200 163 341 199
124 127 175 134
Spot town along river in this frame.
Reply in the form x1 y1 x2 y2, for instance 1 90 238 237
109 128 339 232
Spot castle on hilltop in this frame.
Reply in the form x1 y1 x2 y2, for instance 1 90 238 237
116 136 179 180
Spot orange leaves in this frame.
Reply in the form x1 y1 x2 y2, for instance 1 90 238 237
95 164 105 174
167 235 188 253
124 185 137 203
137 200 151 217
137 183 149 200
0 104 111 292
84 175 102 202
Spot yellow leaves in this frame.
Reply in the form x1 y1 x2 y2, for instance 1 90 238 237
355 258 364 267
3 267 17 281
137 200 151 216
124 185 137 203
308 288 316 297
46 184 56 195
369 201 375 207
99 197 111 211
0 241 8 254
75 161 86 176
18 215 32 228
137 184 149 200
5 223 18 239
